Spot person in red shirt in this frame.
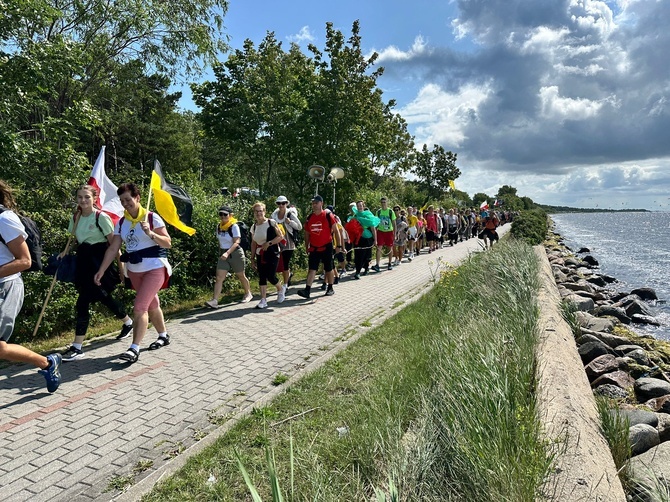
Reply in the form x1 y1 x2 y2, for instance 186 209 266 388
425 205 439 253
297 195 342 299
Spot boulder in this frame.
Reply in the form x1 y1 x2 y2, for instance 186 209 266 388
582 255 599 267
594 384 629 400
614 409 659 427
630 442 670 495
575 333 601 346
626 349 652 367
581 328 629 348
609 291 631 302
631 314 661 326
585 354 621 380
591 370 635 390
564 281 597 294
553 269 569 283
657 414 670 442
575 311 614 332
601 274 618 284
593 305 631 324
578 340 614 364
629 424 660 456
624 300 655 318
586 275 608 287
614 344 645 355
644 395 670 414
564 257 582 268
631 288 658 301
577 247 591 253
564 294 595 312
635 378 670 401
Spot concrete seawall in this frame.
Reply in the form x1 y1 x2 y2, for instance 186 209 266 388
534 246 626 501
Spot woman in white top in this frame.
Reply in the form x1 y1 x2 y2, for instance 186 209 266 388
270 195 302 291
250 202 285 309
94 183 172 363
205 205 252 308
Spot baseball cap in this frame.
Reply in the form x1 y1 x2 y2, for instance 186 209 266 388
312 195 324 202
275 195 288 203
326 205 334 212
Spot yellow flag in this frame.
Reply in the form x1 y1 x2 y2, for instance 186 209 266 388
150 161 196 236
448 180 456 190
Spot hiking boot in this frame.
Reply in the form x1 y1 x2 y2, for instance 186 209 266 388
372 264 381 273
325 288 334 296
297 289 311 299
116 323 133 340
61 346 85 362
39 354 62 393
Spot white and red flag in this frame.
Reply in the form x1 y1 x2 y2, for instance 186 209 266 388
87 146 123 224
480 200 489 211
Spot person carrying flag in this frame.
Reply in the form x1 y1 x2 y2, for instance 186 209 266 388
60 185 133 362
94 183 172 363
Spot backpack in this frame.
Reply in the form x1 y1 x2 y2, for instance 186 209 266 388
285 211 302 245
230 221 251 252
0 205 43 271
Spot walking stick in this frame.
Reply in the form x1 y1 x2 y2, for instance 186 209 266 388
32 213 81 337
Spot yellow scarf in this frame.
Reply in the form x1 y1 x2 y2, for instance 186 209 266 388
218 216 238 232
124 205 148 228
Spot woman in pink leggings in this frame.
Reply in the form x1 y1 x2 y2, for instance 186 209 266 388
94 183 172 363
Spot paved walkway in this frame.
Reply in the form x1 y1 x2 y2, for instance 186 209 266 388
0 226 509 501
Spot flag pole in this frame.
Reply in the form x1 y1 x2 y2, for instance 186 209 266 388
145 162 155 221
32 212 81 337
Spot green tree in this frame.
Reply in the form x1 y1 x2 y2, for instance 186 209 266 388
472 192 490 208
412 144 461 201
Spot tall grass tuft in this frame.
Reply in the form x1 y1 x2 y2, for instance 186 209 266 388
596 397 632 492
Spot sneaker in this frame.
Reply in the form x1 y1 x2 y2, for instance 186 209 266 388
282 284 288 295
362 269 369 276
297 289 311 299
205 298 218 309
320 282 327 291
38 354 62 393
387 264 393 271
372 264 381 273
325 288 334 296
339 270 347 277
318 273 325 280
241 292 253 303
255 299 268 309
116 323 133 340
277 288 285 303
354 273 360 280
61 346 85 362
408 254 413 262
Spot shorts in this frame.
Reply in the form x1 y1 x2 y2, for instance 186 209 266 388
408 227 417 241
0 278 24 342
217 247 246 274
308 243 334 272
426 230 437 242
377 231 394 247
277 249 294 273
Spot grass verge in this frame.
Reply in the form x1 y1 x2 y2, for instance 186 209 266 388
142 240 551 501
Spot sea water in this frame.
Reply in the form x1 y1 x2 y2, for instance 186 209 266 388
551 211 670 341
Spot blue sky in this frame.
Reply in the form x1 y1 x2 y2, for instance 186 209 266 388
180 0 670 210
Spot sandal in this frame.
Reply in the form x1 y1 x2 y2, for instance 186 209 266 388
119 347 139 363
149 334 170 350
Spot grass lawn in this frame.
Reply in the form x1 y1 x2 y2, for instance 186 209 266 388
141 240 552 501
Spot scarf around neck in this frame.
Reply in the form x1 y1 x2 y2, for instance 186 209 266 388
218 216 238 232
123 205 148 228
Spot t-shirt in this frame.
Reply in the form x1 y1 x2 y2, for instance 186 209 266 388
68 211 114 245
217 223 240 250
252 220 271 250
115 212 170 273
425 213 438 232
305 210 335 248
377 208 396 232
407 214 418 228
0 210 28 283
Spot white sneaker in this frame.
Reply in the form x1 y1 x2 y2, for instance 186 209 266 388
205 299 218 309
282 284 288 294
255 298 268 309
241 293 253 303
277 289 285 303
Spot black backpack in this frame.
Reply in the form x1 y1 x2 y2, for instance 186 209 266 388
228 221 251 252
0 205 43 271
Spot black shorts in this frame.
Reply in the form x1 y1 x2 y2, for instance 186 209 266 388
308 243 334 272
426 230 437 242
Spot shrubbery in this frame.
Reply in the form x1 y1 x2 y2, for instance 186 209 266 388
510 209 548 245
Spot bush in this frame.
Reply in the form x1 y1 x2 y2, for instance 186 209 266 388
511 209 548 245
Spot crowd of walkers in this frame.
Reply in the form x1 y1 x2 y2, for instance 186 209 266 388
0 178 510 393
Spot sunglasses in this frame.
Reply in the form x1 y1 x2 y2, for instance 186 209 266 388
276 202 287 205
218 212 229 217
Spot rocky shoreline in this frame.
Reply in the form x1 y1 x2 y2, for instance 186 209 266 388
545 227 670 499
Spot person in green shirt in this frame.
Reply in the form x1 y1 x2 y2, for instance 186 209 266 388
373 197 396 272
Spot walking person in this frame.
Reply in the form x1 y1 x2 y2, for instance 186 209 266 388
271 195 302 293
250 202 285 309
0 180 61 392
297 195 340 298
60 185 133 361
205 205 253 308
94 183 172 363
373 197 396 271
393 210 409 265
349 200 378 280
405 206 418 261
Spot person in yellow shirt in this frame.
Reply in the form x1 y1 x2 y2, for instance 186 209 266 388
405 206 418 261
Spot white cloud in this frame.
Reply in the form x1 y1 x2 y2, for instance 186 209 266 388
539 85 606 120
519 26 571 54
375 36 430 62
399 82 493 147
286 26 315 44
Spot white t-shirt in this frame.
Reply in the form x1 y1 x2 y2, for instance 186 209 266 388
217 223 241 250
0 210 28 283
115 213 171 274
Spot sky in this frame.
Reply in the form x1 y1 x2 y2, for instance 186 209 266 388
180 0 670 210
